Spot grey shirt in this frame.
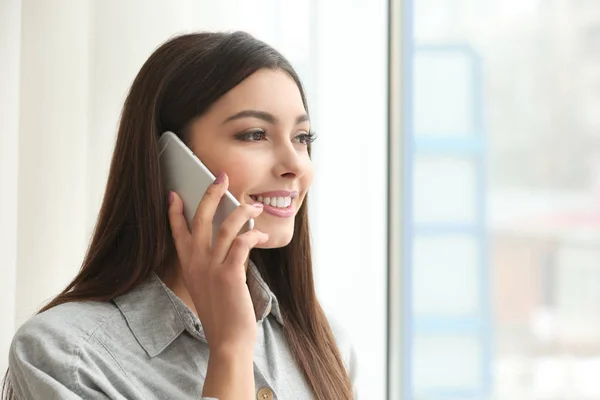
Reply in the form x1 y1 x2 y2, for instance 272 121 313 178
8 262 357 399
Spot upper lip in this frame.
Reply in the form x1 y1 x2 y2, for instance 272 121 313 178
251 190 299 198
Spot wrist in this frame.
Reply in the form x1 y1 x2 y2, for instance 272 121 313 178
203 343 255 398
210 343 255 361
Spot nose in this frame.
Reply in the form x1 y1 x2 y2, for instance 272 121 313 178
273 141 309 179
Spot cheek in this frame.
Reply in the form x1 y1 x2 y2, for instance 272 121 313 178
302 159 315 187
296 161 314 206
219 155 262 200
195 143 255 189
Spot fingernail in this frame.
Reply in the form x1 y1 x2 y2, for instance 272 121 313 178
214 172 226 185
253 203 264 208
168 191 174 205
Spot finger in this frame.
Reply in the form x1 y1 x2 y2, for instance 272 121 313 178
167 191 192 266
212 203 265 264
191 172 228 248
223 229 270 270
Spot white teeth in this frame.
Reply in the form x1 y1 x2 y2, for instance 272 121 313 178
253 195 292 209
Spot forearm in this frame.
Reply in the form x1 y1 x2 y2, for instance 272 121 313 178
202 348 255 400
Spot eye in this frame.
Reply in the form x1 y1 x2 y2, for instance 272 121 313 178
235 129 267 142
293 131 317 145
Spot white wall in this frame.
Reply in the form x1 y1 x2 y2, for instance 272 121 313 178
15 0 92 330
0 0 22 375
0 1 389 397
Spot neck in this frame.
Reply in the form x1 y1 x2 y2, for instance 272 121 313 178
158 262 198 316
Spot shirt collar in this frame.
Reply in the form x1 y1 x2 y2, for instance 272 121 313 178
113 259 283 358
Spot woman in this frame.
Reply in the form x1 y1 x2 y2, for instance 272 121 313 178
2 32 356 399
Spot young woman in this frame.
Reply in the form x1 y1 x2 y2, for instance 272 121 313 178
2 32 356 399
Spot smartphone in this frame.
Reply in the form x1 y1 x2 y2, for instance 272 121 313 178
158 131 254 240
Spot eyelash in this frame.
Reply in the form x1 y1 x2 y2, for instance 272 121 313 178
235 129 317 145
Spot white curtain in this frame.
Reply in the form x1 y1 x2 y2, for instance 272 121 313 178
0 1 388 397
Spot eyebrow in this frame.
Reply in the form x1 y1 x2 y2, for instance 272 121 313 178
222 110 309 125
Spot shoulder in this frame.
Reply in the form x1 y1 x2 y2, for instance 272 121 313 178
13 300 120 343
10 300 121 365
8 301 133 398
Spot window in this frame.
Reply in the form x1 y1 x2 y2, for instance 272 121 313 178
396 0 600 398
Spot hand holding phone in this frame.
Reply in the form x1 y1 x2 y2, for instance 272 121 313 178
161 130 269 355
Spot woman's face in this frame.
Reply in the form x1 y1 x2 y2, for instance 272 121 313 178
187 68 314 248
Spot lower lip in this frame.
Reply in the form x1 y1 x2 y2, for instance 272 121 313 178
263 203 295 217
251 198 295 218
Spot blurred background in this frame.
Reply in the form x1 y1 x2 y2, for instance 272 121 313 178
1 0 599 399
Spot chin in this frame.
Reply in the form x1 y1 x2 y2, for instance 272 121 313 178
255 229 294 249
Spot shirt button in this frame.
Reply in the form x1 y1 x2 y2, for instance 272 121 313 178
257 387 273 400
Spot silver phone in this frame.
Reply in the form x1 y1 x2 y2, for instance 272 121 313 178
158 131 254 239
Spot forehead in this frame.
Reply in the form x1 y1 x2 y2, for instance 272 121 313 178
209 69 306 119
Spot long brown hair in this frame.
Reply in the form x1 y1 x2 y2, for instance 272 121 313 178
2 32 353 399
